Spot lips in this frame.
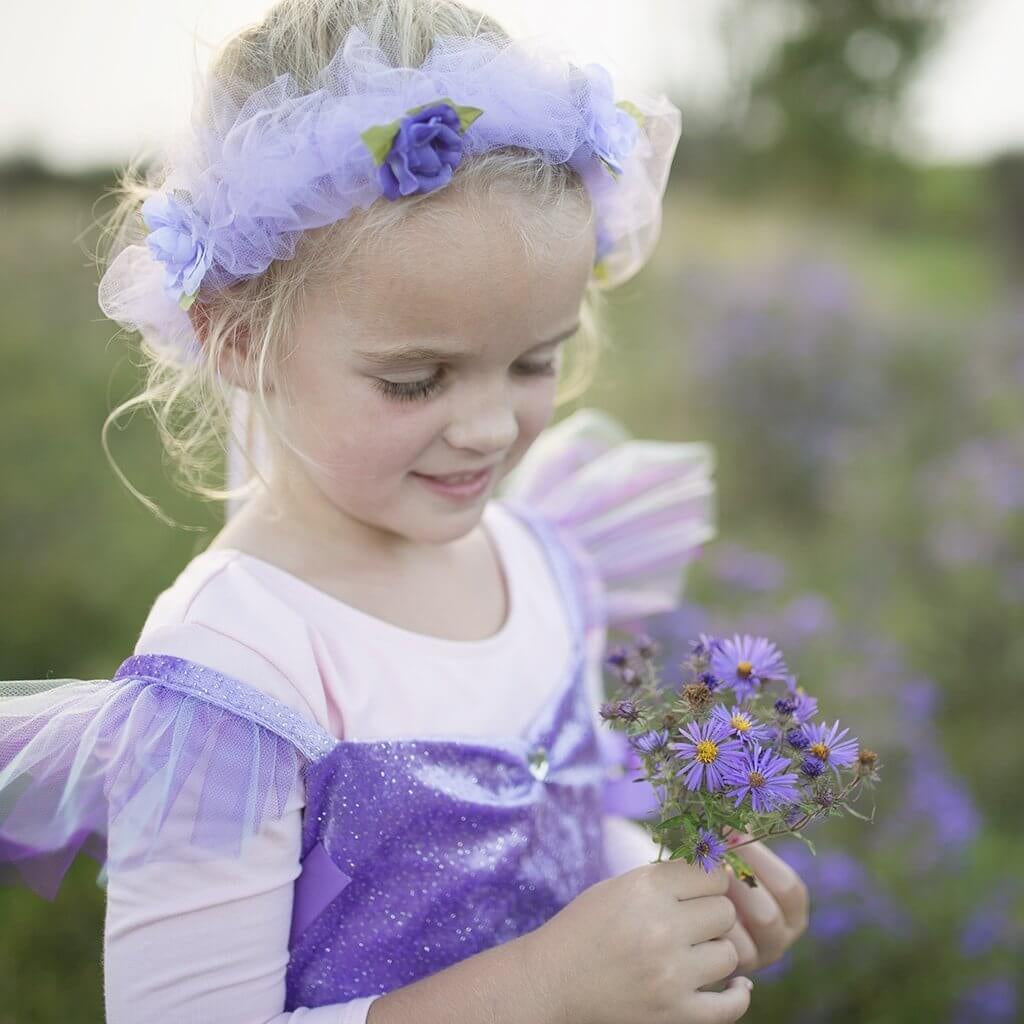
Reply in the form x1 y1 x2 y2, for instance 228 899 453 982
422 469 489 483
416 466 495 483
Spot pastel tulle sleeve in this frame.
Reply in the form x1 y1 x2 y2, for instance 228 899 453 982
0 654 334 902
497 406 716 633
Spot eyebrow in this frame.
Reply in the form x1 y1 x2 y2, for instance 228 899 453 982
353 323 581 367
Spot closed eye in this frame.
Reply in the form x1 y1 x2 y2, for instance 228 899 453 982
371 357 559 403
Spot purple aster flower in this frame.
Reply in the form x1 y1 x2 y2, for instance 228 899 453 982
697 670 721 691
786 727 811 750
800 756 825 779
670 719 745 792
142 192 215 302
792 688 819 725
605 645 630 668
774 697 798 717
612 699 642 723
690 633 722 659
630 729 670 755
710 704 774 745
634 633 659 659
722 743 801 813
377 102 465 200
711 634 788 700
693 828 727 872
803 719 859 771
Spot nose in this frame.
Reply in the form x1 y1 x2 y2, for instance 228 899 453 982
442 380 519 456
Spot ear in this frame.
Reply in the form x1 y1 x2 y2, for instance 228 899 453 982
188 300 273 393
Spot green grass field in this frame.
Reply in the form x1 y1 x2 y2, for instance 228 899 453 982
1 169 1020 1021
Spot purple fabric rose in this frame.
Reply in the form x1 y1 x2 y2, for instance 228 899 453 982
377 102 465 200
581 63 639 176
141 192 214 303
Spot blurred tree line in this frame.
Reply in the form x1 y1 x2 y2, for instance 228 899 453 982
663 0 1023 282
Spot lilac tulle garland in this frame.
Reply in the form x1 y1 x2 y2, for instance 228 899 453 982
97 26 682 366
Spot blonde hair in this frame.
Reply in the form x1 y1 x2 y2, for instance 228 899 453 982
93 0 610 526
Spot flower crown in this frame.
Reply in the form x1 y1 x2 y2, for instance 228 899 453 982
98 27 682 365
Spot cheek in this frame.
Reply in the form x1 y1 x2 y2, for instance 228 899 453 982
506 382 559 470
290 383 430 483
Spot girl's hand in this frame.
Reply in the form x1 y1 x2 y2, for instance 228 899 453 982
520 859 753 1024
722 836 810 973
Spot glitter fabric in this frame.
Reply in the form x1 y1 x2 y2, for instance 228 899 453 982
282 500 610 1006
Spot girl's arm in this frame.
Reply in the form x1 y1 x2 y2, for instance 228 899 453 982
103 732 382 1024
364 932 557 1024
103 627 382 1024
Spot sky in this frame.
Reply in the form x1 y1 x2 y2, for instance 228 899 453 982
2 0 1021 172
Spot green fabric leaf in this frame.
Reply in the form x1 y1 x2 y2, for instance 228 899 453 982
360 119 402 167
598 155 622 181
616 99 647 128
179 290 197 312
453 102 485 133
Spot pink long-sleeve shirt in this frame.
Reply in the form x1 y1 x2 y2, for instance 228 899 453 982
104 499 660 1024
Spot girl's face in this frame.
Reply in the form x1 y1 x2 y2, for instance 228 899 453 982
268 189 595 555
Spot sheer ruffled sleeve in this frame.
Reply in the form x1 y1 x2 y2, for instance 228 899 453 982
0 655 334 902
497 406 716 634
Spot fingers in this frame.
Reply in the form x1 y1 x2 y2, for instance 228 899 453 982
723 918 759 975
727 868 789 967
690 974 753 1023
691 937 740 987
668 860 730 899
735 841 810 934
680 894 737 944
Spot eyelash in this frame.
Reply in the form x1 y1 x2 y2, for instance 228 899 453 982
371 360 559 403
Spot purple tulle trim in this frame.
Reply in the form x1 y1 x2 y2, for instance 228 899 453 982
0 660 334 901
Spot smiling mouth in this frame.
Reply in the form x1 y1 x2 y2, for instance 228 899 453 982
417 469 491 484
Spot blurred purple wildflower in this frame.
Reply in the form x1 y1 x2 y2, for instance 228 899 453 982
952 977 1018 1023
706 542 786 594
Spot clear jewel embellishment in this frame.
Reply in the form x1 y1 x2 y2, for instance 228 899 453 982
527 745 549 781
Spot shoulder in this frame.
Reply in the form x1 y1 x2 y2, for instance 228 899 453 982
135 549 331 732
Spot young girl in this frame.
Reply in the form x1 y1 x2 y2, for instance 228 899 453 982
0 2 808 1021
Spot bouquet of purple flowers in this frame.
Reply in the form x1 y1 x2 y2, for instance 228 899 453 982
600 633 881 883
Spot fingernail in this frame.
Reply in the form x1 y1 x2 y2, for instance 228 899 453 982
744 978 754 991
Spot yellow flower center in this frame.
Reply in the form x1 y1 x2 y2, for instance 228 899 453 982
736 660 753 678
731 713 751 732
748 771 766 787
695 739 719 764
810 742 830 760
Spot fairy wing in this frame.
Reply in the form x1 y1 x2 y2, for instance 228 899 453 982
497 406 716 634
0 657 333 902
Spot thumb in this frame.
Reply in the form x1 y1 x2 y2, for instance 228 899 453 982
694 975 753 1021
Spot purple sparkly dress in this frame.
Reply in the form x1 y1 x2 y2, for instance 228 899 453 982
0 407 715 1011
